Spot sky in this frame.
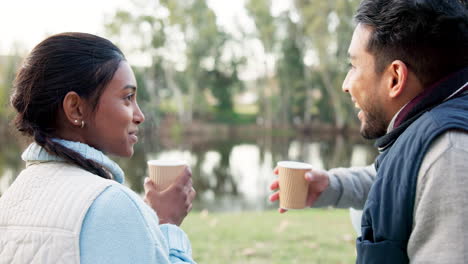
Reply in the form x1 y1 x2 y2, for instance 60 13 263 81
0 0 291 79
1 0 251 52
0 0 127 53
0 0 290 52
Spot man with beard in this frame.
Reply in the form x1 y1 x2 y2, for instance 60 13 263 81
269 0 468 262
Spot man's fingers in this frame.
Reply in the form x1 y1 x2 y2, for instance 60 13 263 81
269 191 280 202
273 167 279 175
305 171 319 182
270 180 279 190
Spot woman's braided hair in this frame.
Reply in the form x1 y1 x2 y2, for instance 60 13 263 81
11 32 125 179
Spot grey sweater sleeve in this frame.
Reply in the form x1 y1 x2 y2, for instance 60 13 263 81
408 131 468 263
312 165 376 209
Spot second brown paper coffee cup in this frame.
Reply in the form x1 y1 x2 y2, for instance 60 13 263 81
147 160 187 190
277 161 312 209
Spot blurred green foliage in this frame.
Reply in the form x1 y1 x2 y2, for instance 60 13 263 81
103 0 361 129
0 0 362 129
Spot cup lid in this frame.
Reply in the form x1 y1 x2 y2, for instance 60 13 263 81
147 159 187 166
277 161 313 169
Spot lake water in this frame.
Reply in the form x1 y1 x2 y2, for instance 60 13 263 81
0 130 378 212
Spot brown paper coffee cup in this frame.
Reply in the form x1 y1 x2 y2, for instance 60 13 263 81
147 160 187 190
277 161 312 209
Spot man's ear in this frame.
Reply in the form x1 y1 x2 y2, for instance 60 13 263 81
386 60 408 99
62 92 87 127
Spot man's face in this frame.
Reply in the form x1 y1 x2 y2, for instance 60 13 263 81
342 24 389 139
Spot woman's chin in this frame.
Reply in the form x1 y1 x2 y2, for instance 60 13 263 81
110 147 134 158
122 149 134 158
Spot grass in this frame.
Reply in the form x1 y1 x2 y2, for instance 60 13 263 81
181 209 357 264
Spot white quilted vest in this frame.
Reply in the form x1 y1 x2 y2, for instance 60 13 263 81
0 161 115 264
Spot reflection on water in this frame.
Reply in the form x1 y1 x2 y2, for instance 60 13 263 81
0 130 378 212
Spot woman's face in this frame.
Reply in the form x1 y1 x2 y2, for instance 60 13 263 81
84 61 145 157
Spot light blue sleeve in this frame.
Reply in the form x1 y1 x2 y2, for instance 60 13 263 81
80 185 196 264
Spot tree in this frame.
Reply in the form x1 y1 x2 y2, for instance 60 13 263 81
0 55 21 123
293 0 360 129
245 0 278 127
276 14 306 125
106 0 244 125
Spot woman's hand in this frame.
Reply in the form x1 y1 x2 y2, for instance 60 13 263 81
269 166 330 213
144 167 196 226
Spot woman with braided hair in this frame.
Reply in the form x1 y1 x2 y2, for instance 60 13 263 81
0 32 196 263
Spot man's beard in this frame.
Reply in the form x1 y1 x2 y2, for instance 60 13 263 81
359 104 388 140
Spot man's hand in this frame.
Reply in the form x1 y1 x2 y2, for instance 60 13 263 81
269 167 330 213
144 167 196 226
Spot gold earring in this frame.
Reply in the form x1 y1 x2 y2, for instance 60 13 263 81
74 120 79 124
81 120 85 129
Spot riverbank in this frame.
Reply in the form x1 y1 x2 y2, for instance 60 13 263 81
143 116 365 149
182 209 357 264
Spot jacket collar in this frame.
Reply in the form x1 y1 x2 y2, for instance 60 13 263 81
21 139 125 184
376 67 468 151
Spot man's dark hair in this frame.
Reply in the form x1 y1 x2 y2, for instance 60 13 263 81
355 0 468 87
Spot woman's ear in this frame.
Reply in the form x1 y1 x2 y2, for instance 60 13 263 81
387 60 408 99
62 92 87 127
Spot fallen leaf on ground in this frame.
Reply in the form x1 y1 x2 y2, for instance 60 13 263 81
241 248 257 256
